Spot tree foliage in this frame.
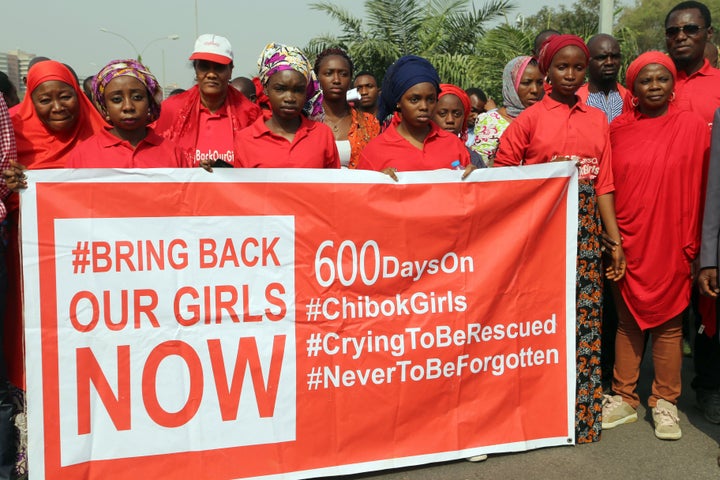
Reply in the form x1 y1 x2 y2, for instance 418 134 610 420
524 0 601 40
306 0 515 89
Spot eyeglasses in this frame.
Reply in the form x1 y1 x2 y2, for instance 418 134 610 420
665 24 707 37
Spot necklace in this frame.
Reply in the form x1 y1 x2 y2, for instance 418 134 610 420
326 112 350 132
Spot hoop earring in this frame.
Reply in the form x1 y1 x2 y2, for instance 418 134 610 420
631 96 639 107
669 91 676 102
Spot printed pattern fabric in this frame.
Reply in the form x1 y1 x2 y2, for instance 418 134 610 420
471 110 510 167
575 180 604 444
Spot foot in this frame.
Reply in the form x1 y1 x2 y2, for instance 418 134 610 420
696 388 720 424
602 394 638 429
652 399 681 440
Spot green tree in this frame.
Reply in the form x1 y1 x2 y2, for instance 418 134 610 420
473 24 534 100
525 0 601 39
618 0 720 52
306 0 515 88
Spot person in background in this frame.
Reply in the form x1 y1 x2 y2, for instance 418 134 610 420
471 56 543 167
353 70 380 117
356 55 472 177
2 60 105 478
0 73 18 109
495 34 626 444
66 59 184 168
577 34 632 122
210 43 338 170
465 87 496 147
230 76 257 103
533 29 561 57
154 34 261 167
663 1 720 425
432 83 486 167
602 51 708 441
314 48 379 168
82 75 94 101
21 56 50 87
168 88 186 97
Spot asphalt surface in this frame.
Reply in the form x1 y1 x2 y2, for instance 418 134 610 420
330 345 720 480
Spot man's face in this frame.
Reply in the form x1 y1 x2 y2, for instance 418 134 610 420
588 37 621 83
666 8 711 65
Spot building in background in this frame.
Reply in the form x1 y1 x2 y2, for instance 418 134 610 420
0 49 37 99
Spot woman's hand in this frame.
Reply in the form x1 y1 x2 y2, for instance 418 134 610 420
200 158 214 173
600 232 622 253
461 164 477 180
380 167 399 182
698 268 719 297
605 243 626 281
2 160 27 191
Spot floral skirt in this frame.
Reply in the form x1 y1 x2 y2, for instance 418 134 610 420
575 180 603 444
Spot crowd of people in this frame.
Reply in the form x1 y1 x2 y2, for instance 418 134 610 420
0 0 720 477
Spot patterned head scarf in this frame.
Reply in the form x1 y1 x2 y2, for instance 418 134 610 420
378 55 441 123
503 56 535 118
92 59 162 121
257 43 324 121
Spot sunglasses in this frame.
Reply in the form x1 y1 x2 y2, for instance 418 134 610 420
665 24 706 37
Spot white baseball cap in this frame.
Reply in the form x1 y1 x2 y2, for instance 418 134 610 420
189 34 233 65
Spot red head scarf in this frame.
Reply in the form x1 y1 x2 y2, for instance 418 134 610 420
537 34 590 75
624 51 677 95
438 83 471 142
11 60 104 171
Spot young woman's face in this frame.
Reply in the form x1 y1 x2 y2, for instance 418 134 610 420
265 69 307 121
398 82 437 129
516 64 544 108
31 80 80 133
317 55 352 102
103 75 151 132
547 46 587 100
634 63 674 117
432 94 464 135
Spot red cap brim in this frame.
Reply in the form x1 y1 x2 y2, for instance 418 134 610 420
189 52 232 65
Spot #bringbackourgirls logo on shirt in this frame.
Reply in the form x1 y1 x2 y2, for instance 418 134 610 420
195 149 235 166
551 155 599 181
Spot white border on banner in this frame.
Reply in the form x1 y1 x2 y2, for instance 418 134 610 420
20 162 579 480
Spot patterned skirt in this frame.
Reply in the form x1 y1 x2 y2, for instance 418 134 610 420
575 180 603 444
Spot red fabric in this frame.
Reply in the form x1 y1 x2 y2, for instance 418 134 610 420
674 59 720 125
5 61 105 389
252 76 270 111
438 83 471 142
154 84 262 166
610 107 709 329
192 103 235 167
537 34 589 75
494 95 614 196
624 51 677 95
576 82 634 115
356 122 470 172
67 127 186 168
235 116 339 168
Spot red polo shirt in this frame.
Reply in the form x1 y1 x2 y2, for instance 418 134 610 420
674 59 720 126
235 116 340 168
67 127 186 168
494 94 614 195
356 122 470 172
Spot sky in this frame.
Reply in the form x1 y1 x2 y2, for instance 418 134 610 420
1 0 572 89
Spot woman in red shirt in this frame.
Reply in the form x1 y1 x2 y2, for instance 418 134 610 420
356 55 472 177
495 34 625 444
204 43 338 170
602 52 708 441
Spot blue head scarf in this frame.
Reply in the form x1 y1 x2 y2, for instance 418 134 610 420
377 55 440 123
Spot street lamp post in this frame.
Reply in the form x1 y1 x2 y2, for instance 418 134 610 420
99 28 179 63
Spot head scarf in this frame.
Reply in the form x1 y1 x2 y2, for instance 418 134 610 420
11 60 104 172
257 42 323 121
503 56 535 118
625 51 677 95
537 34 590 75
377 55 441 123
92 59 162 121
438 83 471 141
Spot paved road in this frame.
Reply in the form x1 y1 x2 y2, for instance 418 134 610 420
332 352 720 480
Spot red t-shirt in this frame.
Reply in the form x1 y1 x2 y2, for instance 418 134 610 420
192 103 236 167
674 59 720 126
356 122 470 172
67 127 186 168
494 95 614 196
235 115 340 169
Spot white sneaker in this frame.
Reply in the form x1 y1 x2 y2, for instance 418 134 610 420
652 399 681 440
602 394 637 429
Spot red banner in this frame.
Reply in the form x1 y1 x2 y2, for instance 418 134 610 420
21 164 578 480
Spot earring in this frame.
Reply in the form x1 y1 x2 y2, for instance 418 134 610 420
631 96 639 107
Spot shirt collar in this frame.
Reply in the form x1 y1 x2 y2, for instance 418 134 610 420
541 93 588 112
